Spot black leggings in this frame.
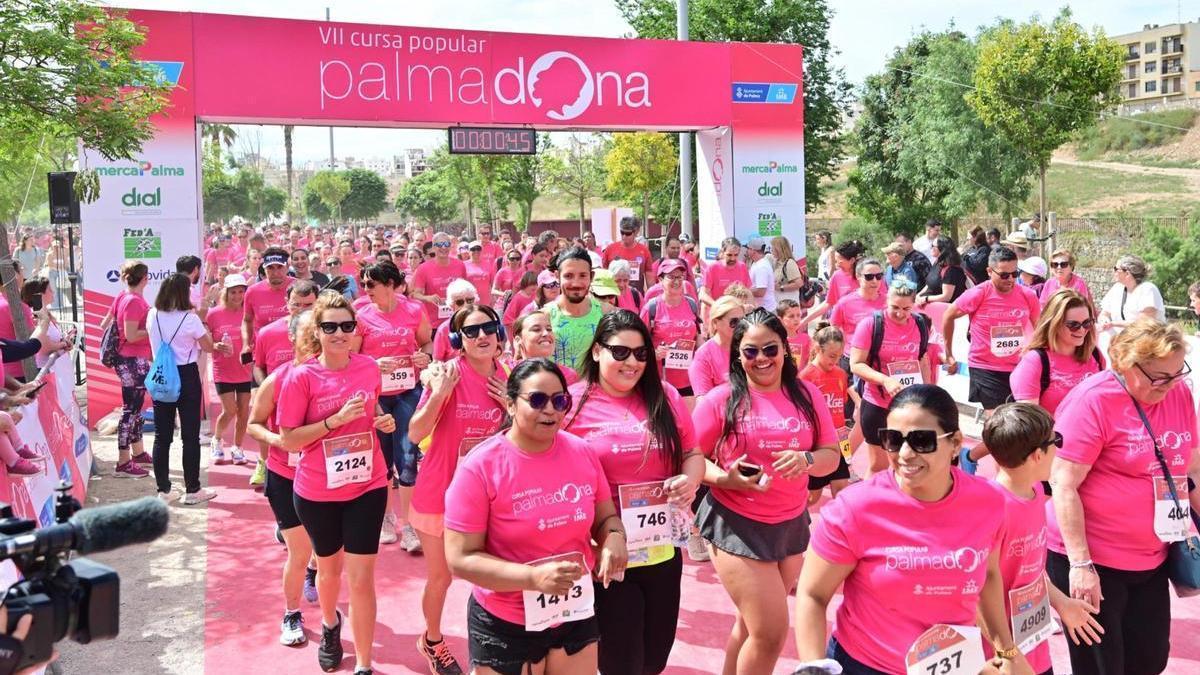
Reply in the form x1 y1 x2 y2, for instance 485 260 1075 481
1046 550 1170 675
152 362 202 494
294 487 388 557
594 550 682 675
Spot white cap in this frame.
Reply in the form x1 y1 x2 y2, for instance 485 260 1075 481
1017 256 1047 278
223 273 249 289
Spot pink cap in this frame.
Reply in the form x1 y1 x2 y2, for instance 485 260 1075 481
537 270 558 287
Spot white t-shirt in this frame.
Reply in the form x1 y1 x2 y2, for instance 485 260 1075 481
147 309 208 365
1100 281 1165 323
749 256 777 312
913 235 937 264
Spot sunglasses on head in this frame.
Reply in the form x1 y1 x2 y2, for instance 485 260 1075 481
600 343 650 362
862 272 884 281
741 343 782 360
517 391 573 412
991 270 1017 280
1050 261 1072 269
318 320 357 334
1041 431 1065 449
1064 318 1095 331
880 429 956 453
460 320 500 340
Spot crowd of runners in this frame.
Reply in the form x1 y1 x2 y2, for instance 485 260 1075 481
91 215 1200 675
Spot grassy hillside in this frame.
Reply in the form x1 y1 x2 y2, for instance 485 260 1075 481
1073 109 1197 161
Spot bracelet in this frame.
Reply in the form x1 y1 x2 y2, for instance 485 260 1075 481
1069 559 1094 569
323 418 332 431
606 529 625 539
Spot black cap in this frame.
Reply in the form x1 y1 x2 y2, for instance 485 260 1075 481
263 253 289 267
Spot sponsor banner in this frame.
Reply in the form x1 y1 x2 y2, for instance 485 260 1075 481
590 207 635 249
696 127 735 261
731 127 805 253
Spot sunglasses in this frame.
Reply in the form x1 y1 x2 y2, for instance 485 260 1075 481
990 270 1018 280
1041 431 1065 449
452 297 473 307
1050 261 1072 269
517 391 573 412
541 281 561 290
1136 361 1192 387
1064 318 1095 331
861 273 884 281
459 320 500 340
507 257 521 263
741 343 782 360
318 321 357 334
1113 266 1126 272
723 316 744 329
880 429 956 454
433 241 452 248
600 343 650 362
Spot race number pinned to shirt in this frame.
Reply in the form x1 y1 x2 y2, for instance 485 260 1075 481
322 432 374 489
905 624 985 675
1009 576 1053 654
1154 475 1191 542
665 339 696 371
522 551 594 632
287 449 301 468
619 482 676 550
381 356 416 394
459 436 486 458
837 426 852 461
438 304 453 320
989 325 1023 358
888 360 923 388
629 258 642 282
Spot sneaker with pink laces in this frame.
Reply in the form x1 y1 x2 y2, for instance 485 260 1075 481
417 633 463 675
6 459 39 476
114 461 149 478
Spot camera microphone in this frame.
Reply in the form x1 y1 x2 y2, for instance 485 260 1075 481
0 497 169 561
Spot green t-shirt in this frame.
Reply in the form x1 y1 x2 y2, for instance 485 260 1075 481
545 298 604 371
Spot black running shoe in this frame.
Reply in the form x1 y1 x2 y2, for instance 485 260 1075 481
318 610 343 672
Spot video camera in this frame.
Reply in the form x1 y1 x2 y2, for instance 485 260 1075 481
0 483 169 670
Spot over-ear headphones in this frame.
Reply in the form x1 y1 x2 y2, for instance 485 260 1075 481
448 304 506 351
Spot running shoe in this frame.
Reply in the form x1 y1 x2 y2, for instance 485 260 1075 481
16 445 38 460
318 610 344 672
379 513 398 545
211 438 229 466
130 451 154 465
354 669 373 675
249 458 267 489
114 460 148 478
280 610 306 646
686 533 710 562
5 459 39 476
958 447 979 476
400 523 422 554
303 567 319 604
156 490 174 504
417 633 463 675
230 446 248 465
181 488 217 505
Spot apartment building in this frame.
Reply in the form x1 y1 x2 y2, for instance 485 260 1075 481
1114 20 1200 111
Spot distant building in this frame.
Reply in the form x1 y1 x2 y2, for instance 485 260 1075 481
1112 20 1200 113
397 149 430 179
363 157 394 176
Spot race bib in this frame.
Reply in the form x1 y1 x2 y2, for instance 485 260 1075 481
381 356 416 394
438 304 453 320
459 436 486 458
989 325 1023 358
619 482 678 550
887 359 923 388
837 426 852 461
629 260 641 282
322 432 374 489
1154 475 1191 543
905 624 985 675
665 339 695 370
522 551 595 632
1009 576 1053 654
287 449 300 468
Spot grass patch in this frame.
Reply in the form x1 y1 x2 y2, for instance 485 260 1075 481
1031 163 1189 214
1107 155 1200 169
1074 109 1197 159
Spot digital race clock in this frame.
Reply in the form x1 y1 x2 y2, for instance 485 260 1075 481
447 127 537 155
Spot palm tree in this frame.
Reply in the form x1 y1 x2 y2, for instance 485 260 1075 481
202 124 237 165
283 125 295 221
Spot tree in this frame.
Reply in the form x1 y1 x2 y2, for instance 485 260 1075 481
604 132 677 228
1141 222 1200 307
394 170 459 227
968 10 1124 223
473 155 511 230
546 134 607 235
498 135 553 232
202 176 246 224
616 0 853 210
433 149 482 228
201 123 237 166
340 168 389 223
305 171 351 224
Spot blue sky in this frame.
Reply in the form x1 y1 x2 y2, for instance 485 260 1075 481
103 0 1193 163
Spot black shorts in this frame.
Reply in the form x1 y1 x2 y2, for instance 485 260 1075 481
265 469 302 530
695 493 810 562
808 453 851 491
293 487 388 557
214 381 252 395
676 385 694 397
858 399 889 447
968 367 1014 410
467 595 599 675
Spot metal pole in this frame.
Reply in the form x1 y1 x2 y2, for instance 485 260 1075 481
66 223 82 385
677 0 692 241
327 8 336 173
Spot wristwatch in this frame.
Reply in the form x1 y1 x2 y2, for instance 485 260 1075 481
994 645 1020 660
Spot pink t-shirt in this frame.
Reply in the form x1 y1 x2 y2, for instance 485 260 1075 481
1046 370 1197 571
493 266 521 295
276 353 385 502
693 383 837 523
824 269 859 310
1009 348 1103 414
356 301 424 361
851 314 924 409
640 297 700 390
789 332 812 369
810 469 1006 673
432 321 458 362
993 482 1052 673
113 291 152 359
444 431 611 625
412 258 467 326
479 241 505 271
253 317 294 376
1038 273 1092 307
687 339 730 397
701 261 751 299
952 281 1041 372
206 306 251 383
829 292 885 356
0 297 34 378
243 279 294 337
352 295 372 311
617 288 641 313
644 280 699 304
503 290 534 329
464 261 494 306
265 361 298 480
565 382 696 499
411 356 507 515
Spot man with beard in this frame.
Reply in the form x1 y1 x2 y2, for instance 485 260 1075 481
544 247 604 370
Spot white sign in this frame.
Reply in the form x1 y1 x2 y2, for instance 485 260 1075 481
696 127 735 261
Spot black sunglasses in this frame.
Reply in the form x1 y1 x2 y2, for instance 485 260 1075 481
517 391 573 412
1064 318 1095 331
990 270 1017 280
600 343 650 362
727 317 743 329
1041 431 1064 449
861 273 884 281
880 429 955 454
1050 261 1072 269
1136 361 1192 387
318 320 357 334
460 321 500 340
741 343 782 360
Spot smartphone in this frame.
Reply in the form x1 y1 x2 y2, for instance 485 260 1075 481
240 352 254 365
26 381 48 397
737 461 763 478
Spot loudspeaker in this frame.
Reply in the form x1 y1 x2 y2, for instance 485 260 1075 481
48 172 80 224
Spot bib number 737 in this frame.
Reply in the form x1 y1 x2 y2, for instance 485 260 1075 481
905 624 985 675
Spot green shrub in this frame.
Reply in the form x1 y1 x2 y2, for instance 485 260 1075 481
1074 109 1197 159
1142 220 1200 306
